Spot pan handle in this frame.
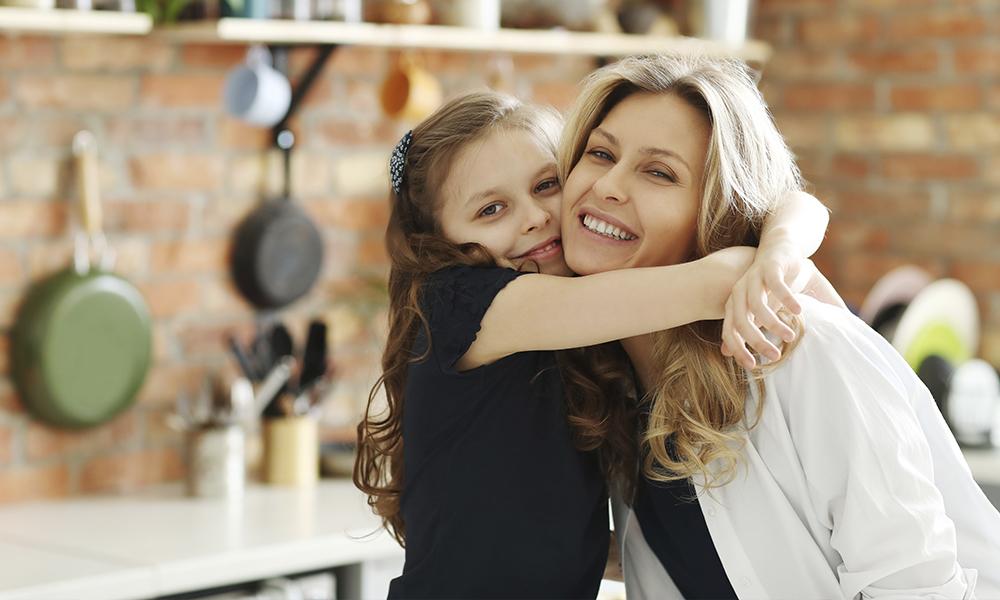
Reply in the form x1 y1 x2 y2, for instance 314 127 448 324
72 131 114 271
276 129 294 200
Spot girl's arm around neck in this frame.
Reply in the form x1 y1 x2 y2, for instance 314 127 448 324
760 190 829 258
456 248 753 370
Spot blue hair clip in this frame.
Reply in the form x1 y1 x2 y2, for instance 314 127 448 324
389 130 413 195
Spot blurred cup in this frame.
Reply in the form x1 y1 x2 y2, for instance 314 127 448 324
379 56 443 122
186 424 245 499
263 415 319 486
223 45 292 128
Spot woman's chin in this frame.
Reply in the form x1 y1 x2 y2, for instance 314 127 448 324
565 250 628 275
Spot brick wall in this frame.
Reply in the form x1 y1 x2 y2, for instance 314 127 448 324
1 0 998 503
756 0 1000 368
0 34 595 502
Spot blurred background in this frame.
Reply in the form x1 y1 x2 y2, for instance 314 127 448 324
0 0 997 501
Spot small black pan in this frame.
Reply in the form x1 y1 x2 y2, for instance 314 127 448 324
231 129 323 309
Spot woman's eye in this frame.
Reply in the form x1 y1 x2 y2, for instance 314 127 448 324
649 169 677 182
587 148 613 162
534 178 560 194
479 203 504 218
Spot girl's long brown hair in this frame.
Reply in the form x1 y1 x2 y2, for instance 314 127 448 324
354 91 637 546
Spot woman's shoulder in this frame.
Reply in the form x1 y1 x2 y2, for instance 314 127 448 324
763 296 917 407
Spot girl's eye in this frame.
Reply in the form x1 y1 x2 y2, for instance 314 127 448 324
479 202 504 218
534 178 560 194
587 148 613 162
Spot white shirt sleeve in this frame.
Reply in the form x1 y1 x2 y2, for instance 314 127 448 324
768 302 973 599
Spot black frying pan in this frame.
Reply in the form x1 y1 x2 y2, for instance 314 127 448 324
231 129 323 309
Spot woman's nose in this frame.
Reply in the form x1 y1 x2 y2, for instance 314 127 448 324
522 198 553 233
592 164 628 205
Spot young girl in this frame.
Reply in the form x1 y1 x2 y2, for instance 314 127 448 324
354 91 829 599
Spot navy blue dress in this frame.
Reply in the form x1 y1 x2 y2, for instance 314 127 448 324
388 266 609 599
633 424 737 599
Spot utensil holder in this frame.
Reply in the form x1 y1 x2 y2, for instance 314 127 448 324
186 424 245 499
263 415 319 486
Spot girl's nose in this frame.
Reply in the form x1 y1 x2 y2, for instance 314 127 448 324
522 198 553 233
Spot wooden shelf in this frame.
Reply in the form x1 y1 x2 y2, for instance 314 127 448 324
162 18 772 63
0 6 152 35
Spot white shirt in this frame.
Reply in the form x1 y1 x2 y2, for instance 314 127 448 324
613 297 1000 599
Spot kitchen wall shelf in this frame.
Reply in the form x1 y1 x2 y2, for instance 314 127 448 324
162 18 772 63
0 6 152 35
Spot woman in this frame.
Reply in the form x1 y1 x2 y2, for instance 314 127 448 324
557 54 1000 599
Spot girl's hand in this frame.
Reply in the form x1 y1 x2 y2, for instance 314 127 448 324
721 240 812 370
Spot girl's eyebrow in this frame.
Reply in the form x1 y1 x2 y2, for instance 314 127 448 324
465 187 500 208
592 127 691 174
465 163 557 207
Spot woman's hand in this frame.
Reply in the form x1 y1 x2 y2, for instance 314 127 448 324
721 240 813 370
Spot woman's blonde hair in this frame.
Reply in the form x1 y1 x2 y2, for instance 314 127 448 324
558 55 804 490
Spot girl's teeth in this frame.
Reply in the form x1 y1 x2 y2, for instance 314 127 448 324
582 214 636 241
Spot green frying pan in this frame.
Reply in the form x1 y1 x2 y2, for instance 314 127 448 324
11 131 152 429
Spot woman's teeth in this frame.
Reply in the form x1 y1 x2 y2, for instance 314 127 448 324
582 214 637 241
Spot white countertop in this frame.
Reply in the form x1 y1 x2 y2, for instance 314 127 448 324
0 479 402 600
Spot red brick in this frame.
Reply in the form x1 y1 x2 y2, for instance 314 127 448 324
848 48 939 74
798 15 880 45
773 114 828 149
948 190 1000 224
0 202 67 239
886 11 987 40
60 37 174 71
892 223 998 258
0 248 23 284
315 118 401 147
140 74 225 108
831 186 932 220
136 363 210 408
825 219 891 252
180 43 249 69
952 260 1000 292
138 279 203 318
955 45 1000 75
0 36 56 69
0 465 71 504
305 197 389 231
945 114 1000 150
834 114 935 151
105 200 191 234
757 0 836 12
0 379 23 413
989 84 1000 110
763 51 841 81
531 80 581 112
0 423 11 465
175 321 243 358
891 84 983 110
881 155 978 181
783 83 875 110
357 234 389 267
105 117 208 148
329 46 388 76
150 239 228 273
16 75 136 111
25 412 138 462
830 155 870 179
78 447 184 494
129 154 224 191
753 14 789 45
217 118 273 150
